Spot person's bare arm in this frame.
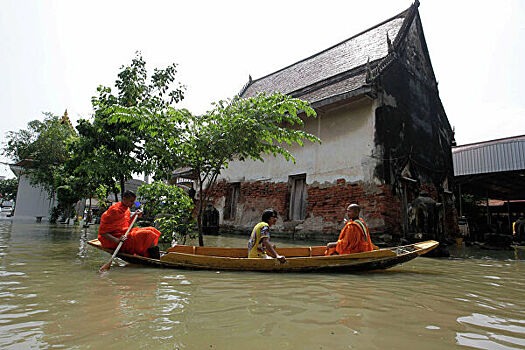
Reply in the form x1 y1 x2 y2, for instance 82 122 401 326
261 237 286 263
326 241 337 249
100 233 125 244
129 208 143 224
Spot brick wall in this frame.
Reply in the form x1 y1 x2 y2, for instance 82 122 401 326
207 179 289 215
306 179 403 237
208 178 405 242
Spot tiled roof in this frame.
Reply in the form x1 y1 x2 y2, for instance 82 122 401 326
241 5 415 105
298 72 368 106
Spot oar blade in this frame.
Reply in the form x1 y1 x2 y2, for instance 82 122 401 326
98 260 112 273
97 214 138 274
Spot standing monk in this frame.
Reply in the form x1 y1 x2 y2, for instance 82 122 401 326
98 190 162 259
325 204 377 255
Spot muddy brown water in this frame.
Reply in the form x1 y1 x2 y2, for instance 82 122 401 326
0 218 524 349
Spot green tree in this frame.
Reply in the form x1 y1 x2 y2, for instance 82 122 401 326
108 106 189 182
67 121 120 202
2 112 77 199
56 183 81 224
94 184 111 212
0 178 18 202
75 52 185 199
182 92 320 245
114 91 320 246
137 181 195 244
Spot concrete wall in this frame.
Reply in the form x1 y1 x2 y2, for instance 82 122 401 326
373 14 457 238
209 97 392 240
218 97 378 185
13 174 54 220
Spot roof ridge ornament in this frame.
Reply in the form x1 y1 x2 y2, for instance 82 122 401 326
365 57 372 83
386 32 394 53
238 74 254 97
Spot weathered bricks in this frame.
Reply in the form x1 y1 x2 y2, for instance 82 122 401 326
207 178 408 238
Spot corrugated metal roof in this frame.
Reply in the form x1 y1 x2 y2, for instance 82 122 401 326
452 135 525 176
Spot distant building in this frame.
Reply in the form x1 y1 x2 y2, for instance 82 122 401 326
208 1 456 242
453 135 525 235
10 160 55 220
453 135 525 201
6 110 74 221
7 109 147 221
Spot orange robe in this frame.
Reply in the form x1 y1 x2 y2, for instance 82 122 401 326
98 202 161 258
326 218 375 255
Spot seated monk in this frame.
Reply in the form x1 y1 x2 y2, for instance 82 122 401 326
98 190 162 259
325 203 378 255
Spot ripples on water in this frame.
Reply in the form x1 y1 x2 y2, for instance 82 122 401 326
0 219 524 349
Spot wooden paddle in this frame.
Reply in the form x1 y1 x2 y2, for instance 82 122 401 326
98 211 140 273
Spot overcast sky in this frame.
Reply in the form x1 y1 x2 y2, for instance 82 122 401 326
1 0 524 178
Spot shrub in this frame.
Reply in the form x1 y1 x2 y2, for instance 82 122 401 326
49 206 60 224
137 181 195 244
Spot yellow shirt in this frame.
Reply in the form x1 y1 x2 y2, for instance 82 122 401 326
247 222 270 258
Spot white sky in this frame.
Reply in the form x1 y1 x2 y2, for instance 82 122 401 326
1 0 524 178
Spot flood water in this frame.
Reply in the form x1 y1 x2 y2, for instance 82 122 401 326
0 218 524 350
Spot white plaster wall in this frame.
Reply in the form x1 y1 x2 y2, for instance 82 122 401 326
13 174 54 220
218 97 379 185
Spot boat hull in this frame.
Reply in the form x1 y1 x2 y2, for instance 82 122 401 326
88 239 438 272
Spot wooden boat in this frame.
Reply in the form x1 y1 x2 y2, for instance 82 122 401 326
88 239 438 272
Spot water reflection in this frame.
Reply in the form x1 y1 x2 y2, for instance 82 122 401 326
0 219 524 349
457 313 525 349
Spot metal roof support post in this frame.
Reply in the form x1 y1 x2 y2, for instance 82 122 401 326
507 200 511 235
458 184 463 218
486 191 491 225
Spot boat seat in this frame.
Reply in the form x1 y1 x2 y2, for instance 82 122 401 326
166 246 328 258
167 245 194 254
310 247 328 256
196 247 248 258
167 245 248 258
276 247 312 257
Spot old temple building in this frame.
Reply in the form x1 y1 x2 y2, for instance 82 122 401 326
206 1 457 243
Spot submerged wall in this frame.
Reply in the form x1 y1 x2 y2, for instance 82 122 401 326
13 174 54 220
208 178 402 242
209 98 406 242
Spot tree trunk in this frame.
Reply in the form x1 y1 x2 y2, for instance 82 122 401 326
120 177 126 199
65 206 71 224
87 197 92 224
197 177 204 246
196 169 222 246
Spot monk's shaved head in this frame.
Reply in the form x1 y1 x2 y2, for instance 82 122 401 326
123 190 136 199
346 204 360 219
